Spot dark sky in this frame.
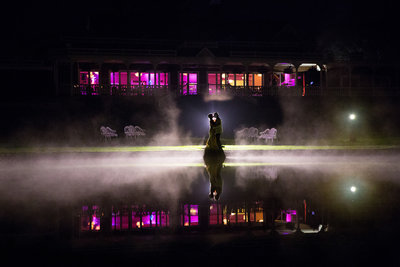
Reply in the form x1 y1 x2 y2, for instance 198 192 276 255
2 0 398 57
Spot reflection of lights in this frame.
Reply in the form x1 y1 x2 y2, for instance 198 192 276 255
350 186 357 193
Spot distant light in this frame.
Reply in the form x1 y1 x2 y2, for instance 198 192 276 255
349 113 356 120
350 186 357 193
310 81 314 85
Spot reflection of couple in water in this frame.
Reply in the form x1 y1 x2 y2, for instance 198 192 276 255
206 112 223 150
204 112 225 201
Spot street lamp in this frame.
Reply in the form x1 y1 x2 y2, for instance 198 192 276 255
349 113 356 121
350 186 357 193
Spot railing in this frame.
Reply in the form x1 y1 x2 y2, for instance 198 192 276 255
73 85 170 96
72 84 400 97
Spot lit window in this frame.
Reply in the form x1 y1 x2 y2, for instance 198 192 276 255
209 203 228 225
182 204 199 226
179 73 197 95
79 71 99 95
81 205 101 231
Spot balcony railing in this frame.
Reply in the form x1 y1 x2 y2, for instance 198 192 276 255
72 84 400 97
73 85 170 96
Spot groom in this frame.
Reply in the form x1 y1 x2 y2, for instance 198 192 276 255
213 112 223 149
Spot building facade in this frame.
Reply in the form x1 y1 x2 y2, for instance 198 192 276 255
51 37 400 98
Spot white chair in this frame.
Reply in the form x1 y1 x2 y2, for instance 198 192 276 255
100 126 118 141
124 125 146 139
259 128 277 144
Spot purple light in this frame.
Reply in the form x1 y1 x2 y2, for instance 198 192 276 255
183 204 199 226
286 209 297 222
283 73 295 87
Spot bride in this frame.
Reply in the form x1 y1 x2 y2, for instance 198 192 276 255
205 113 219 150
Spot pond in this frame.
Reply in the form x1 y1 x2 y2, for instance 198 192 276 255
1 147 400 265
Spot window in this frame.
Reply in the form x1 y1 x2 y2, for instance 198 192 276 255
248 73 263 88
79 71 99 95
112 206 130 230
110 71 169 96
131 205 170 229
182 204 199 226
209 203 228 225
179 73 197 95
281 73 296 86
229 207 247 224
81 205 101 231
208 73 263 95
207 73 226 95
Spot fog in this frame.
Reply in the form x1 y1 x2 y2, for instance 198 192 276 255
1 96 400 212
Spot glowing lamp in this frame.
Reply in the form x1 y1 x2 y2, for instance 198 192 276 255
349 113 356 120
350 186 357 193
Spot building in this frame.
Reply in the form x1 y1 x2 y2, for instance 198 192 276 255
44 36 399 98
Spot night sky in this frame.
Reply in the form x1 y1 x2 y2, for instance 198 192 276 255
1 0 399 61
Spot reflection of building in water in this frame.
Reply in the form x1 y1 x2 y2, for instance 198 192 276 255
77 200 315 234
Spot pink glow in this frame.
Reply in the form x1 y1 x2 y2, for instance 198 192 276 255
81 205 101 231
183 204 199 226
282 73 295 87
80 71 99 95
286 210 297 223
180 73 198 95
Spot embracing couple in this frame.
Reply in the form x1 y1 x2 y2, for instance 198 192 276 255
206 112 223 150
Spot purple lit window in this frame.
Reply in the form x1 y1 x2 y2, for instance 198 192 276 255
112 206 129 230
131 207 169 229
208 73 224 95
81 205 101 231
140 73 149 85
286 210 297 223
179 73 197 95
130 72 140 86
282 73 296 87
79 71 99 95
182 204 199 226
110 72 120 85
109 71 168 96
